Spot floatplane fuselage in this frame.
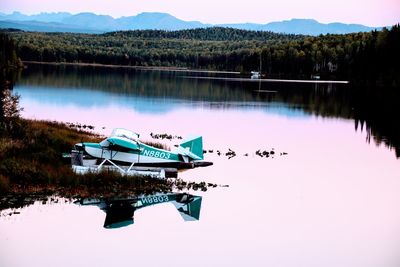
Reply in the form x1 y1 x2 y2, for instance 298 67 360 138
73 128 213 170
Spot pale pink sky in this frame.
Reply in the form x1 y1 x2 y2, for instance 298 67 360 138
1 0 399 26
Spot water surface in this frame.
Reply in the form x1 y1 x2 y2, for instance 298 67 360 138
1 64 400 267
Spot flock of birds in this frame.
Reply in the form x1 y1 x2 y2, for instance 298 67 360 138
150 132 289 159
203 148 288 159
64 126 289 159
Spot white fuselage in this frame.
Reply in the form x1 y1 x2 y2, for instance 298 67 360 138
84 145 179 164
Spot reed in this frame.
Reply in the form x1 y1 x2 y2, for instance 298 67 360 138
141 140 170 150
0 119 167 194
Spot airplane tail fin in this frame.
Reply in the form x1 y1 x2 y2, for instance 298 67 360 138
172 194 202 221
178 136 204 160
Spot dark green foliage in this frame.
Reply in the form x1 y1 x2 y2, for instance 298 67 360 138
103 27 303 41
6 26 400 85
346 26 400 86
0 32 21 69
0 32 23 128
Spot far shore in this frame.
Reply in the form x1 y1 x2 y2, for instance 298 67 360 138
22 61 241 75
23 61 351 83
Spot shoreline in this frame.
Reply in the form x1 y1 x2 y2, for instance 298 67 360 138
23 61 350 83
0 118 215 210
183 75 349 84
22 61 241 75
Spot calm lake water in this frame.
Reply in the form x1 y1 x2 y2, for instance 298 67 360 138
1 64 400 267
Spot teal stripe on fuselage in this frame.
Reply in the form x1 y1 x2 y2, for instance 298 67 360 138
107 137 140 151
139 144 180 161
83 142 180 162
83 143 102 149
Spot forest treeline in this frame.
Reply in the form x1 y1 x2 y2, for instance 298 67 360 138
103 27 304 41
3 26 400 86
0 32 21 70
0 32 23 127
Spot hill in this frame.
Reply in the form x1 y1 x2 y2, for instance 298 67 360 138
0 11 381 35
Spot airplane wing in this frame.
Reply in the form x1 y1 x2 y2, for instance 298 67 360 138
107 136 140 151
103 200 136 229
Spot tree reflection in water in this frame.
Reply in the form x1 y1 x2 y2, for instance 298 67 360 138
17 64 400 158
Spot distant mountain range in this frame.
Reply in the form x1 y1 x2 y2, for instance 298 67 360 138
0 11 383 35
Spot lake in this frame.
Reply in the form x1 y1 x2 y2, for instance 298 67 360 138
1 63 400 267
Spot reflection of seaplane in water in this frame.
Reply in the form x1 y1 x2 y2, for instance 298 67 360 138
75 193 202 228
71 128 213 178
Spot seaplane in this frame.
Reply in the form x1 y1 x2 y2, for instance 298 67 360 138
71 128 213 178
75 193 202 228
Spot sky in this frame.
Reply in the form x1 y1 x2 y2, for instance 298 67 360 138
1 0 399 26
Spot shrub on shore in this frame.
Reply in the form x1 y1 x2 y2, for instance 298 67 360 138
0 118 214 200
1 96 168 195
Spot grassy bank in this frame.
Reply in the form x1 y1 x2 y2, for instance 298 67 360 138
0 118 212 204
